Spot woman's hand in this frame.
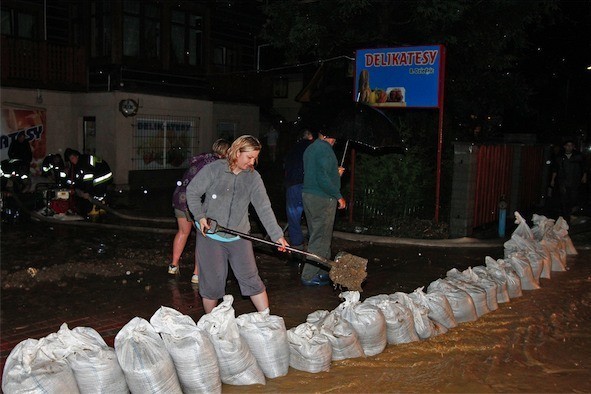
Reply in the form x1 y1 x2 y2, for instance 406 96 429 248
198 218 210 236
337 197 347 210
275 237 289 252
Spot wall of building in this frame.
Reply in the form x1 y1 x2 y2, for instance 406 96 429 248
2 88 259 186
272 73 304 122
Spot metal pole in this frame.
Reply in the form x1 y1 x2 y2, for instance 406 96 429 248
434 46 446 223
348 148 356 224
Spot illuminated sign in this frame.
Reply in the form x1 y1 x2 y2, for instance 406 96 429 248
354 45 444 108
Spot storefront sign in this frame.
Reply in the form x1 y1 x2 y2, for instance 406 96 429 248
354 45 444 108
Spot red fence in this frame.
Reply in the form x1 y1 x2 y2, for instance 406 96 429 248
472 144 545 229
472 145 513 228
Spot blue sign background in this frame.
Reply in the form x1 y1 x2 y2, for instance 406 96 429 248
355 45 443 108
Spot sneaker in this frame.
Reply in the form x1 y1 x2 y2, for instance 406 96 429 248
301 273 330 286
168 264 179 275
191 274 199 284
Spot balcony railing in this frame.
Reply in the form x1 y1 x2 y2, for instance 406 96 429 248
1 36 87 90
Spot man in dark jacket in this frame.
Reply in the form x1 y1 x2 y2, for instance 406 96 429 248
550 140 587 222
65 148 113 215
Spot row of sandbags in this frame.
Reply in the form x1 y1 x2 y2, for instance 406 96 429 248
2 212 578 393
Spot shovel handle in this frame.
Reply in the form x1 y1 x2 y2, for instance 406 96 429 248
207 219 334 268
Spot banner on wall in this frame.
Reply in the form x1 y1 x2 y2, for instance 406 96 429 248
354 45 444 108
0 107 47 176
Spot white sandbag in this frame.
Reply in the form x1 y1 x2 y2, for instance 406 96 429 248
506 254 540 290
390 291 436 339
536 241 554 279
427 279 478 323
444 276 490 317
236 308 290 379
307 310 365 360
364 294 420 344
531 214 555 278
55 323 128 394
408 287 457 329
459 267 499 311
333 291 387 355
447 268 495 313
511 211 536 240
554 216 577 255
150 306 221 394
115 317 182 394
474 262 510 303
504 235 544 282
196 295 265 386
487 258 523 298
532 213 554 240
287 322 332 373
2 338 80 394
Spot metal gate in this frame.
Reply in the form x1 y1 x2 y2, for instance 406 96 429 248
472 145 514 228
472 144 545 229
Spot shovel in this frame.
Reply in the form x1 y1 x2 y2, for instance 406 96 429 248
207 219 368 291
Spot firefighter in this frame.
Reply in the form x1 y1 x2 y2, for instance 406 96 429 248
41 153 68 188
64 148 113 216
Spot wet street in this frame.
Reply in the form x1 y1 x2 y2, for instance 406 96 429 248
2 183 591 391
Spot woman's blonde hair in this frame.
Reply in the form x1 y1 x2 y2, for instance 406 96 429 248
212 139 230 158
227 135 262 171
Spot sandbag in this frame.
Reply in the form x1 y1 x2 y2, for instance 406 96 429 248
196 295 265 386
474 262 510 303
115 317 182 394
486 258 523 298
2 338 80 394
333 291 387 355
408 287 457 329
307 310 365 360
55 323 128 394
506 254 540 290
554 216 577 255
150 306 221 394
427 279 478 323
390 292 436 339
504 235 544 282
364 294 420 344
236 308 290 379
447 268 496 313
444 276 490 317
287 322 332 373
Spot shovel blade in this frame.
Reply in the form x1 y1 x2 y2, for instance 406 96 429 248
328 251 368 292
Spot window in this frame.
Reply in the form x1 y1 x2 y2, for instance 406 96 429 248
133 115 200 170
1 8 37 39
171 10 202 66
213 45 238 68
90 1 112 58
123 0 160 59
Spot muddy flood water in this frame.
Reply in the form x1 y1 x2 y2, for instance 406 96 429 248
1 216 591 392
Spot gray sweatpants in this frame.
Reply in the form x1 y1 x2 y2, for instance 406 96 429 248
195 235 265 300
301 192 337 280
